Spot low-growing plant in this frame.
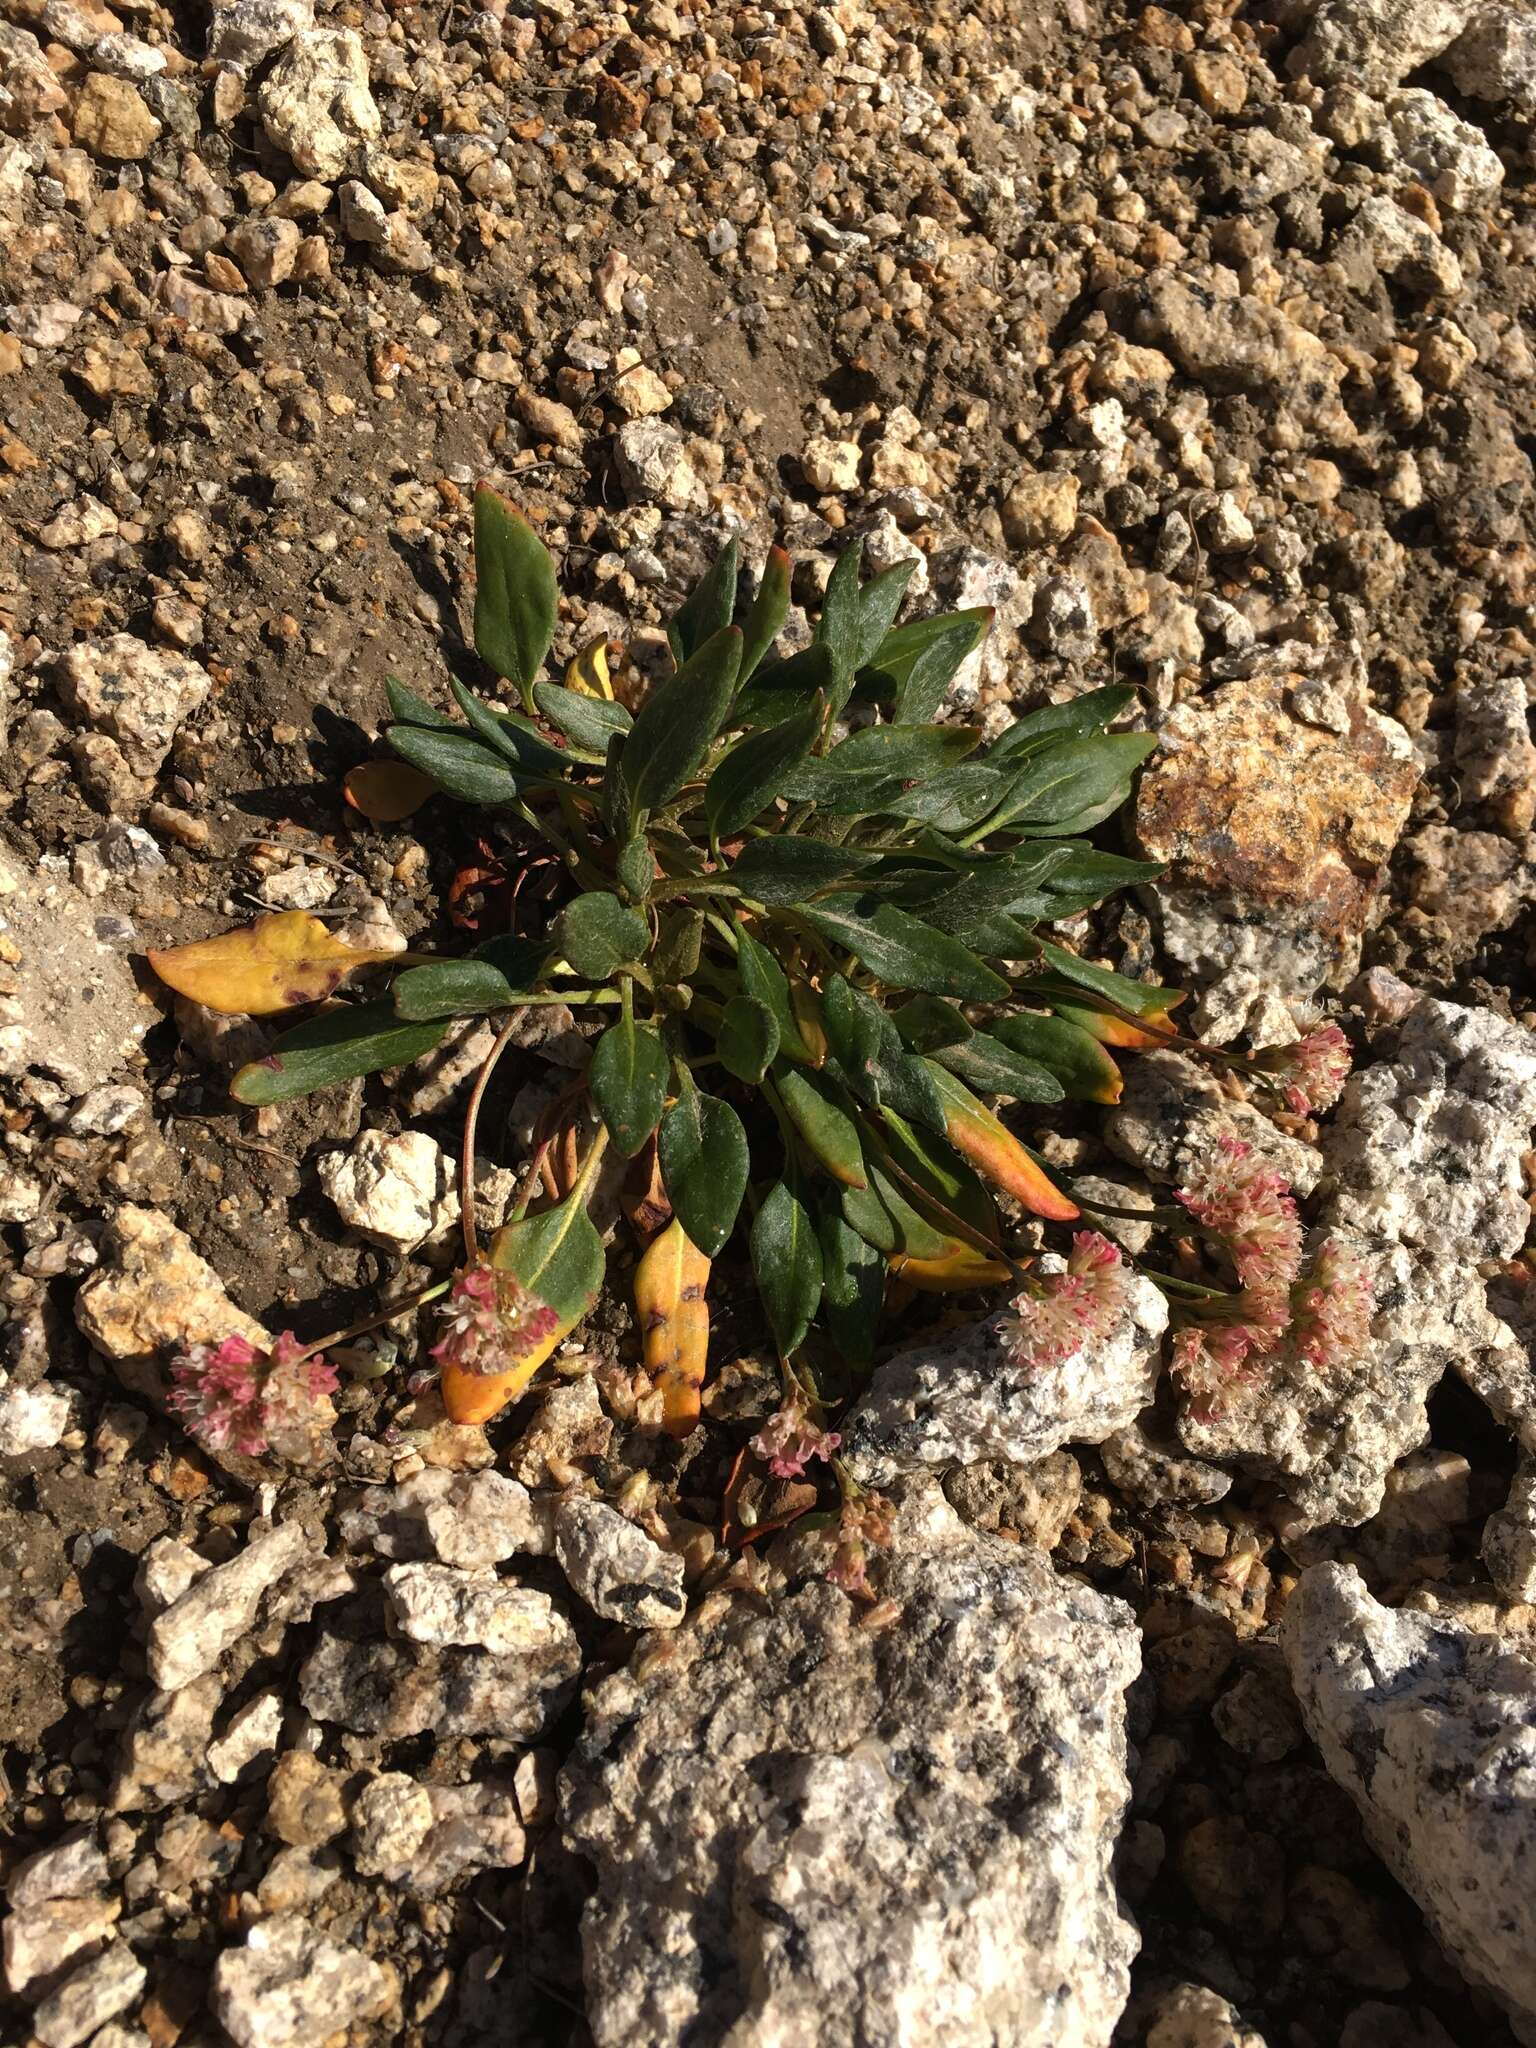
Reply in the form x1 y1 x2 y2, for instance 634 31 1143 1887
150 490 1369 1550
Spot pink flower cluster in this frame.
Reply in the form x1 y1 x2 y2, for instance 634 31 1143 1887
1178 1136 1302 1293
826 1493 895 1600
1261 1023 1353 1117
169 1332 338 1459
751 1398 841 1481
1291 1237 1374 1370
431 1263 560 1378
1001 1230 1127 1371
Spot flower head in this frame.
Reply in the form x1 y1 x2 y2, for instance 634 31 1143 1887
825 1493 895 1600
1000 1230 1128 1371
1178 1136 1302 1293
169 1331 337 1460
751 1397 841 1481
431 1262 561 1378
1262 1023 1353 1117
1292 1237 1374 1370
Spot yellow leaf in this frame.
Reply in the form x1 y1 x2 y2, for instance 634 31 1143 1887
148 911 398 1018
440 1314 573 1426
565 635 615 700
634 1218 711 1439
890 1245 1012 1292
342 760 437 823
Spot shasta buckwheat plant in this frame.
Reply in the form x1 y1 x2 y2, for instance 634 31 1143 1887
152 487 1371 1582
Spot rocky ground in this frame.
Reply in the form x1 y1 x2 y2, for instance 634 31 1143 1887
3 0 1536 2040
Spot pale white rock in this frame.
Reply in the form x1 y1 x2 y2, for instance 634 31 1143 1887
0 1381 69 1454
1454 672 1536 830
0 854 150 1097
56 635 211 778
1337 195 1463 297
299 1602 579 1740
801 434 862 494
613 420 706 511
349 1772 434 1877
317 1129 457 1252
1483 1458 1536 1604
1376 88 1504 210
1100 1418 1233 1509
34 1946 146 2048
156 269 247 335
414 1782 527 1891
1105 1050 1323 1195
39 493 118 549
2 1894 120 2000
7 1829 108 1911
257 29 380 180
339 1466 553 1565
841 1263 1168 1491
1284 1563 1536 2042
1442 3 1536 113
208 0 313 68
0 1163 40 1224
1328 1000 1536 1265
553 1497 687 1630
932 543 1035 706
109 1675 221 1812
66 1083 148 1137
212 1917 394 2048
1147 1983 1268 2048
147 1521 310 1691
208 1692 284 1784
134 1535 211 1618
563 1484 1140 2048
1287 0 1476 91
384 1562 565 1655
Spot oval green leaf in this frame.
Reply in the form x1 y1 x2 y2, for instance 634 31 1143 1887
231 1001 447 1106
751 1180 822 1358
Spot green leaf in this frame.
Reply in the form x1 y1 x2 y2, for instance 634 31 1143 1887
669 538 739 665
815 538 865 704
892 995 973 1053
987 684 1138 760
870 763 1013 829
615 835 654 905
622 625 743 813
798 895 1010 1001
818 1209 884 1365
859 608 990 725
386 724 524 806
984 732 1156 836
781 722 980 811
385 675 454 728
716 995 779 1084
878 1109 1000 1243
731 642 838 729
1022 844 1166 920
589 1014 668 1156
473 488 558 693
392 936 550 1020
841 1152 950 1260
736 545 790 683
491 1184 604 1324
231 1001 447 1106
600 730 634 843
704 698 822 843
733 927 813 1062
448 678 570 780
852 560 917 668
727 837 879 905
821 975 945 1129
652 907 703 983
751 1180 822 1357
775 1064 867 1186
556 893 650 980
934 1031 1064 1104
991 1010 1124 1103
532 683 632 757
1026 939 1182 1020
657 1079 749 1259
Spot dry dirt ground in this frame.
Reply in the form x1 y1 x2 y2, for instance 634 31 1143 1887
2 0 1536 2041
